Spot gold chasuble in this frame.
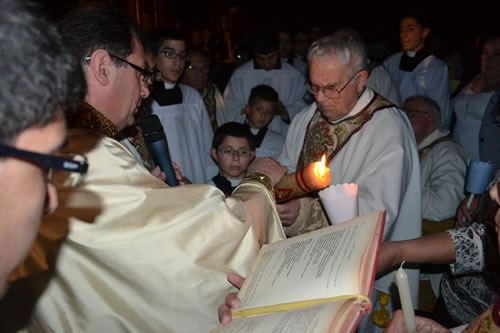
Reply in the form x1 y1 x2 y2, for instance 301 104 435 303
297 94 395 170
3 105 285 332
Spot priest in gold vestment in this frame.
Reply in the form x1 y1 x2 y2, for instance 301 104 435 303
2 7 287 333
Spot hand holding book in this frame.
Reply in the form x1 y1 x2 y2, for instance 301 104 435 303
212 211 386 333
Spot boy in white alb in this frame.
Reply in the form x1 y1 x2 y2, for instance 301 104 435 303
244 85 285 160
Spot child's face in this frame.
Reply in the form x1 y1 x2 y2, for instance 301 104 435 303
211 136 254 180
246 98 276 129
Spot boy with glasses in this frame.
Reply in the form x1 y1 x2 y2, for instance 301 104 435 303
151 31 218 184
209 122 256 195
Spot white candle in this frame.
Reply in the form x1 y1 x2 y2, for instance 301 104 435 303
396 261 416 333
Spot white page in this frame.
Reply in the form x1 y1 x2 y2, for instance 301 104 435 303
237 212 380 310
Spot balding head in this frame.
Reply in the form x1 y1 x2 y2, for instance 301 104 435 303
403 96 441 144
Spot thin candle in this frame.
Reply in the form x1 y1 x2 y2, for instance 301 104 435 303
396 261 416 333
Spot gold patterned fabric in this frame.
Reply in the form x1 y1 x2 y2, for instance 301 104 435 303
283 197 330 237
120 125 156 171
69 103 155 171
68 102 120 139
297 94 395 169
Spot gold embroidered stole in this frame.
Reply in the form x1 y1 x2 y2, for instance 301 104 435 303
418 136 453 161
69 103 120 139
68 103 155 171
297 94 394 169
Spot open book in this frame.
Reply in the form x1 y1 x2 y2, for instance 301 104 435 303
210 210 386 333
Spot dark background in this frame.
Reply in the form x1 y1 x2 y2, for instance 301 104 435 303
41 0 498 83
41 1 495 50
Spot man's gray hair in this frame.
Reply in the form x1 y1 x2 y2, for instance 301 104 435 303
404 95 441 128
307 34 368 75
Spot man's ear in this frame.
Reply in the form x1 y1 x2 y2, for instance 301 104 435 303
88 50 113 86
355 70 369 93
244 104 250 115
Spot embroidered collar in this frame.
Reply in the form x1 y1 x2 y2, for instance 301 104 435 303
297 93 394 169
68 102 120 139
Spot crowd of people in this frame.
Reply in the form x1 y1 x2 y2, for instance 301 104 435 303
1 1 499 332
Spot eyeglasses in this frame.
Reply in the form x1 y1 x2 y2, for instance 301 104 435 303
0 143 88 186
185 63 210 74
83 54 154 85
405 110 431 117
108 54 154 85
157 49 189 62
306 70 363 99
217 147 254 158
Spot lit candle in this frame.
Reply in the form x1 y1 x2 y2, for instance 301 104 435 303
396 261 416 333
275 154 331 202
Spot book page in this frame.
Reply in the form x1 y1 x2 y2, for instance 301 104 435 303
210 298 363 333
236 211 383 312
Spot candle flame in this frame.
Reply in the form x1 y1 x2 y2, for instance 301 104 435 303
319 154 326 177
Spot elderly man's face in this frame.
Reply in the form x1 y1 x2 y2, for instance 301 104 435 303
403 99 434 144
0 115 66 296
181 52 210 92
255 51 280 71
309 55 367 121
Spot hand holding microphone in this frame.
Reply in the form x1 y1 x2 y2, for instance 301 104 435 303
140 115 179 187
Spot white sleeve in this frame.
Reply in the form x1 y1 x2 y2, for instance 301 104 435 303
223 73 247 123
421 142 467 221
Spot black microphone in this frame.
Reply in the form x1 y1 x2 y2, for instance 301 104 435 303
140 114 179 187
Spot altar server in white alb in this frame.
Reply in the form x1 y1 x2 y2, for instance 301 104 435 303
151 31 217 184
277 35 422 332
383 12 451 129
243 84 285 160
223 33 308 136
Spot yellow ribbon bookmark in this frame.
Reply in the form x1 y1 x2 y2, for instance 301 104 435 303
232 294 371 318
